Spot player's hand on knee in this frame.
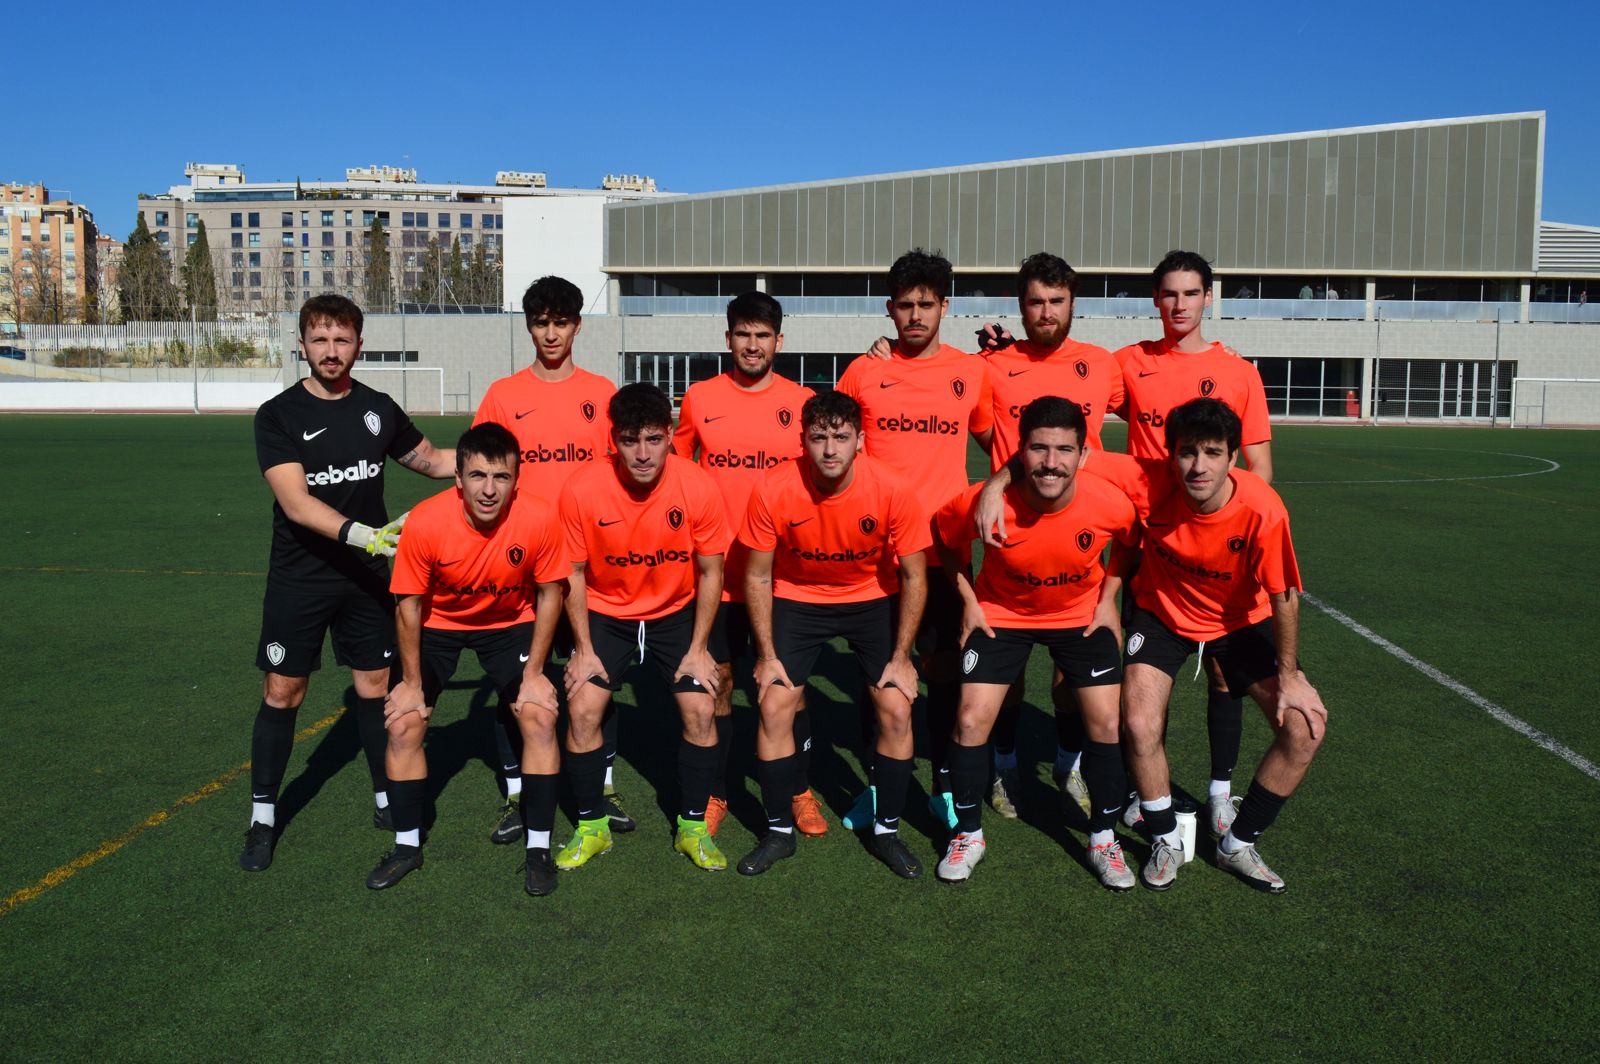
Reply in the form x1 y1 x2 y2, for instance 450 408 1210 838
866 335 894 360
515 673 558 716
754 655 795 691
564 650 608 699
959 604 995 647
874 655 918 705
1273 671 1327 740
383 680 427 725
675 648 720 695
1083 596 1122 644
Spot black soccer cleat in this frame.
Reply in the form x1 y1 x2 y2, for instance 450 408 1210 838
239 822 276 872
373 805 393 831
604 791 637 834
523 849 558 897
366 846 424 890
490 798 523 845
736 830 798 876
868 832 923 879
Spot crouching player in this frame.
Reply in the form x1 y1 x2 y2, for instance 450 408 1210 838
371 423 567 893
557 384 731 872
1122 398 1326 893
933 397 1140 888
737 392 929 878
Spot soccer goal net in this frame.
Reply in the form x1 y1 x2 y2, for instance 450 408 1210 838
1509 378 1600 428
346 367 447 416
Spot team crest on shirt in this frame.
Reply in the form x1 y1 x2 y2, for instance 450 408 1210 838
1228 535 1246 554
667 506 684 530
962 649 978 675
777 407 793 428
859 515 877 536
581 401 597 423
508 545 525 566
266 642 286 667
1074 359 1089 379
1076 529 1094 552
950 377 966 400
364 410 381 436
1199 377 1216 398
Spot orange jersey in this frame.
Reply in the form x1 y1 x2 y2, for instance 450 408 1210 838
1078 449 1171 514
1131 467 1301 641
560 456 731 621
473 367 616 499
936 477 1137 629
390 488 566 632
835 343 993 520
740 454 930 604
673 372 814 602
983 340 1124 468
1113 340 1271 460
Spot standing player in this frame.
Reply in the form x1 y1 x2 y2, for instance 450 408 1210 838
369 423 567 894
835 248 993 828
474 276 634 843
241 294 454 872
933 398 1139 888
556 384 732 872
671 291 824 836
1120 398 1325 893
736 392 929 878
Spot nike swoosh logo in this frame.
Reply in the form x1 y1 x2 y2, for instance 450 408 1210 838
1138 370 1160 377
878 380 901 389
383 650 393 659
1101 806 1122 816
1000 539 1026 548
438 560 459 567
514 409 536 419
1006 369 1030 377
1090 666 1115 677
519 653 530 663
704 415 726 423
789 517 813 527
954 802 978 810
302 428 327 440
598 518 622 527
687 809 705 818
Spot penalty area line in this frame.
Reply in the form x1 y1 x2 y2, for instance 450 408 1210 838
1302 594 1600 782
0 708 345 919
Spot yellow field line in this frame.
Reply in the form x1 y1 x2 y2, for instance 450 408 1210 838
0 708 345 919
0 564 266 578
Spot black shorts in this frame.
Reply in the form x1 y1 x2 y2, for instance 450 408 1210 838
709 600 752 665
587 604 706 695
771 597 897 690
915 571 963 659
420 623 533 707
256 575 394 676
960 626 1123 688
1122 606 1293 693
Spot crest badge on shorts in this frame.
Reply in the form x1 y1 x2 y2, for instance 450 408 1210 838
1126 632 1144 656
667 506 684 530
962 649 978 675
508 545 525 566
364 410 381 436
266 642 286 667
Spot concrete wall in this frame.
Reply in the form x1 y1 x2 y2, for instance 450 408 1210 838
0 381 279 411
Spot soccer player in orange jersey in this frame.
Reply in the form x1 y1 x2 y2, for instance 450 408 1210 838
474 277 634 844
555 384 733 873
1119 399 1326 894
931 398 1140 889
371 423 567 893
736 392 930 878
835 248 993 830
672 292 824 836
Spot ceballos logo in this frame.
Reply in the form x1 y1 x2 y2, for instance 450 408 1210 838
704 449 783 470
1076 529 1094 552
581 401 597 423
859 515 877 535
1074 359 1088 379
667 506 684 530
521 443 594 465
508 545 525 566
304 460 382 486
604 548 690 568
875 414 960 435
777 407 793 428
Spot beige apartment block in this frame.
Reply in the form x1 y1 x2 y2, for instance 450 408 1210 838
1 183 101 325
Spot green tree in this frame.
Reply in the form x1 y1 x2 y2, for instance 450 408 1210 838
407 236 443 307
363 219 392 311
465 240 501 307
181 221 218 321
446 237 465 306
118 214 180 321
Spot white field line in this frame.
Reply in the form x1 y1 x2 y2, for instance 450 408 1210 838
1302 593 1600 782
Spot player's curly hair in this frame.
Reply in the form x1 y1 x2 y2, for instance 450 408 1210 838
887 248 953 301
1165 397 1241 455
1152 250 1213 293
522 275 584 328
299 293 362 338
726 291 783 333
608 382 673 436
1016 253 1078 297
800 390 861 434
455 422 520 472
1018 396 1088 448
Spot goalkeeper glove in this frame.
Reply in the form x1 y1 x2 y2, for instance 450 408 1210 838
342 511 408 557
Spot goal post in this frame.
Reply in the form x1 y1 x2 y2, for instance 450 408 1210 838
1509 378 1600 428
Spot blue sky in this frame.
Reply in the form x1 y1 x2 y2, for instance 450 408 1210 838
18 1 1598 236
